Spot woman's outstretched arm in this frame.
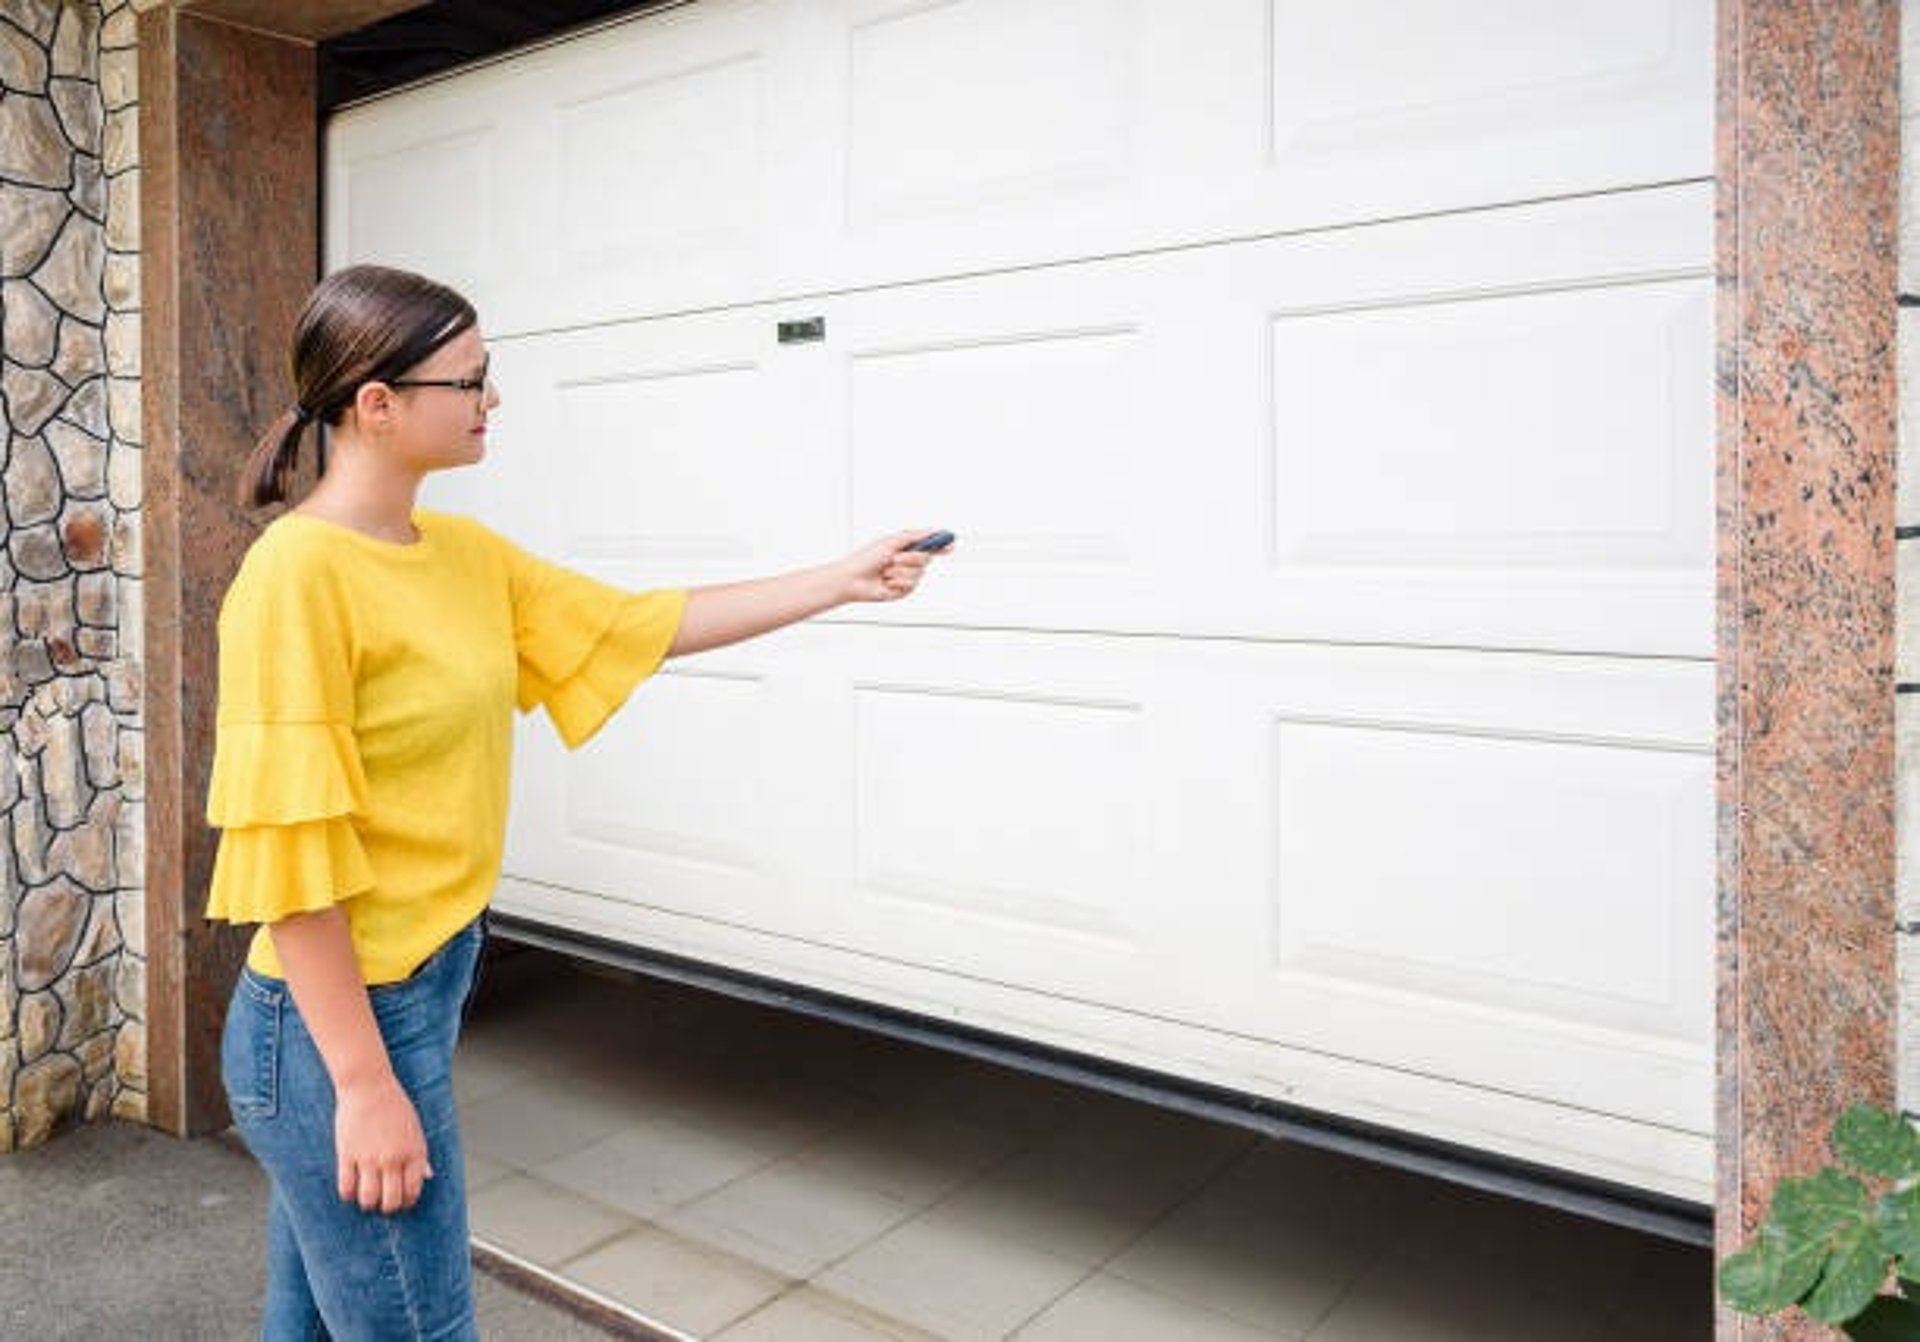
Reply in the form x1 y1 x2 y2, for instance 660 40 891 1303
668 530 947 658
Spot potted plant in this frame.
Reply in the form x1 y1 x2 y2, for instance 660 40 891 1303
1720 1104 1920 1338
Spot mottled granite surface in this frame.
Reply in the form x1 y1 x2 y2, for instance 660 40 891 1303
1717 2 1901 1338
137 6 313 1134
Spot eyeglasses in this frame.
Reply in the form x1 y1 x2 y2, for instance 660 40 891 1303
387 363 493 405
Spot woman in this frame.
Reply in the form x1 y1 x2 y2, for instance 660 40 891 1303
206 264 946 1340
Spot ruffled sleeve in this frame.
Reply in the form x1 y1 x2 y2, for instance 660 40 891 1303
502 538 686 750
206 721 368 828
205 818 375 924
204 530 374 926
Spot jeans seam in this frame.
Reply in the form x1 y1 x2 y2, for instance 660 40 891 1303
381 1210 425 1339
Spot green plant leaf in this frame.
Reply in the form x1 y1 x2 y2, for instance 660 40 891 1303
1807 1219 1894 1324
1722 1236 1790 1314
1722 1224 1828 1315
1835 1107 1920 1181
1880 1187 1920 1263
1840 1293 1920 1341
1776 1169 1873 1241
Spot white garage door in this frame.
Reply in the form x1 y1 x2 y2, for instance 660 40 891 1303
326 0 1715 1201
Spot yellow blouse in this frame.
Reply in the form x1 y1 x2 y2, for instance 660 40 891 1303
204 509 686 984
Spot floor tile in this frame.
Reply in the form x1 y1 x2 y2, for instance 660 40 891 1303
535 1114 783 1221
1105 1187 1370 1337
932 1153 1187 1269
792 1105 1026 1209
663 1155 921 1278
467 1173 636 1269
452 1046 541 1108
817 1207 1095 1341
462 1150 515 1193
457 1073 637 1171
1304 1251 1600 1342
1014 1271 1290 1342
454 1002 579 1077
714 1286 945 1342
933 1128 1245 1268
561 1222 793 1338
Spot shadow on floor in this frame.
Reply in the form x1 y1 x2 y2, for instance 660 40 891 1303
457 942 1715 1341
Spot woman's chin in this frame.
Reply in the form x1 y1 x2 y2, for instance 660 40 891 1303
450 438 487 466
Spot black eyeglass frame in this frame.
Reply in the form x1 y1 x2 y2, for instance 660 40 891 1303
385 353 492 400
385 375 491 396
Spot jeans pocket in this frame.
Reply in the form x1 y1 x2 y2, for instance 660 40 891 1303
221 971 282 1121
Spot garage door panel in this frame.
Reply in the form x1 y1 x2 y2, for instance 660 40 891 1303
844 0 1133 226
467 320 831 579
814 0 1708 299
329 1 1709 334
463 193 1712 652
824 187 1709 652
1269 277 1712 569
526 2 785 328
555 53 767 267
1266 0 1708 204
660 627 1711 1129
555 361 772 561
847 326 1146 568
510 653 804 931
853 683 1146 942
563 667 773 873
1268 721 1711 1035
338 125 497 308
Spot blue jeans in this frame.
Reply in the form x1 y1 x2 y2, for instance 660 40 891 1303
221 917 486 1342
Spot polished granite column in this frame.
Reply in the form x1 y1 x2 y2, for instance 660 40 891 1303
137 6 315 1135
1717 3 1900 1338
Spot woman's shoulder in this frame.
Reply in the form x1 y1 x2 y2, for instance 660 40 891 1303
220 515 350 634
416 509 524 565
234 511 338 580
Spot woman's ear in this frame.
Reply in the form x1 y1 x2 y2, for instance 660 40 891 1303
351 380 394 433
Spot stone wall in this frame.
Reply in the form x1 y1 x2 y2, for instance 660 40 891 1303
1 0 145 1150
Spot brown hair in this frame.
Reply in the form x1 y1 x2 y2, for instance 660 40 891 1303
238 264 478 509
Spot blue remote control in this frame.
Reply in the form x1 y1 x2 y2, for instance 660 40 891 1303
907 530 955 553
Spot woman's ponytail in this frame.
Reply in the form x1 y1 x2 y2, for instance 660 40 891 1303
236 407 313 509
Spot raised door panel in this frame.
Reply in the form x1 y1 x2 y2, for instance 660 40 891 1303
1261 0 1710 222
329 0 1710 332
816 184 1711 655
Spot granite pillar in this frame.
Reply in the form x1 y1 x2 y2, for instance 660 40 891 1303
137 7 315 1135
1717 3 1901 1339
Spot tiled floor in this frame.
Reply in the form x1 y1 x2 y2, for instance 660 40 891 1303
457 945 1712 1341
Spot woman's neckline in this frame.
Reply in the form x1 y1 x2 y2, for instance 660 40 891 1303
281 508 433 552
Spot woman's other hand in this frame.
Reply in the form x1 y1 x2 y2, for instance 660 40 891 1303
841 531 952 603
334 1073 433 1213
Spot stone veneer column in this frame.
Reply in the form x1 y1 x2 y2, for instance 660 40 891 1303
138 6 315 1135
1905 0 1920 1115
1 0 147 1150
1719 3 1901 1339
